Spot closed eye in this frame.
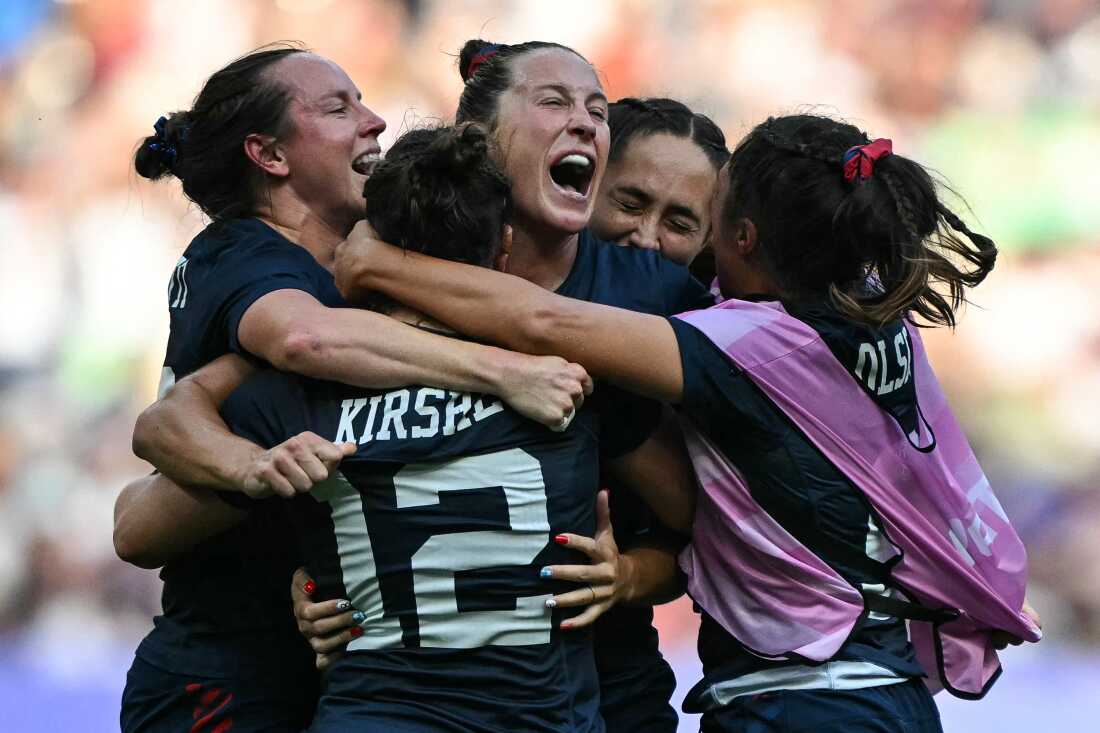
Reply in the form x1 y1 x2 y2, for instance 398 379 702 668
615 198 643 213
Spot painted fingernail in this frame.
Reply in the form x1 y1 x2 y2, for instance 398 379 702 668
350 626 363 638
335 600 351 611
303 580 317 595
545 598 557 609
560 621 572 630
352 611 366 623
540 567 553 579
554 535 568 545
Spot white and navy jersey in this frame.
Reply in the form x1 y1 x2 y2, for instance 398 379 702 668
220 365 630 732
136 218 341 683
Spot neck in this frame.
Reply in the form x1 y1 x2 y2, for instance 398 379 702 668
255 196 354 273
507 215 581 291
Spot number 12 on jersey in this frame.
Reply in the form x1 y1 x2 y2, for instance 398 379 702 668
311 448 554 650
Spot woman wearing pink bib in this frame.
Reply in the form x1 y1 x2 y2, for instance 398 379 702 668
335 113 1042 733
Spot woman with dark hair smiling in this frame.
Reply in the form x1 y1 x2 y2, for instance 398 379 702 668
594 97 728 265
115 45 589 733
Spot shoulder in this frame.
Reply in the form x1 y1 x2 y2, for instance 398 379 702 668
572 231 707 315
580 229 666 277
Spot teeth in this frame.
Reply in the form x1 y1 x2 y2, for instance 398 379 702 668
560 154 590 168
352 153 381 175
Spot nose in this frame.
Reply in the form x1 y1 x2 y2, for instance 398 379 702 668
568 107 598 141
626 215 660 252
357 103 387 138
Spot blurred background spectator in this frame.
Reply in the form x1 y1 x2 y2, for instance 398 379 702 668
0 0 1096 730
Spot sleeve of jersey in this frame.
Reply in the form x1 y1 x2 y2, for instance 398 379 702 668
218 242 329 357
215 370 314 509
591 385 663 460
659 257 716 315
667 317 740 418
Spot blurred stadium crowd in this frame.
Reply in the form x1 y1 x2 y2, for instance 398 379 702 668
1 1 1098 730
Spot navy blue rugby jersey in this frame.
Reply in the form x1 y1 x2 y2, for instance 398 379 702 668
220 364 613 733
562 230 710 729
668 303 926 709
135 217 341 680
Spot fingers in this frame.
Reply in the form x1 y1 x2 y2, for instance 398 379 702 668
291 568 315 605
541 562 615 586
573 364 594 397
560 603 611 630
566 363 589 409
349 219 382 242
309 625 360 655
297 598 351 623
257 432 353 497
552 533 601 561
252 468 296 499
306 609 359 638
548 583 613 609
593 490 612 539
316 651 344 672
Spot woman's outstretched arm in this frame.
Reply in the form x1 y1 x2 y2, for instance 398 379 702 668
336 223 685 404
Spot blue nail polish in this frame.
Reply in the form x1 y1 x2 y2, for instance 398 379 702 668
352 610 366 623
540 567 553 579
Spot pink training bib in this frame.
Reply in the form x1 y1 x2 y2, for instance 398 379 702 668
674 298 1040 698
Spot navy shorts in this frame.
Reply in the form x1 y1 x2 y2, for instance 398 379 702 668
596 650 677 733
120 656 317 733
700 679 943 733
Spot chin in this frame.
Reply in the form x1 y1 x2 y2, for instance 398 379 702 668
539 197 593 235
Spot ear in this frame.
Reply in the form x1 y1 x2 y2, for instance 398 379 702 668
493 224 513 273
734 217 758 257
243 133 290 178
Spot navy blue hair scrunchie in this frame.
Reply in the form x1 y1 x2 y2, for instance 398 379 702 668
148 115 179 168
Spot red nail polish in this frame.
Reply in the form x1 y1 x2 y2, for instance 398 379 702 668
560 621 572 630
303 581 317 595
554 535 568 545
350 626 363 638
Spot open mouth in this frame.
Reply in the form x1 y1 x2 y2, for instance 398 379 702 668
352 152 382 177
549 153 594 198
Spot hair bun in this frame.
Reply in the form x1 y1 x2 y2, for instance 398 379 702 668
458 39 503 82
135 111 191 180
417 123 492 177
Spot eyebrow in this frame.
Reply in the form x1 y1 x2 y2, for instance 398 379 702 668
533 83 608 105
317 89 362 104
616 185 702 223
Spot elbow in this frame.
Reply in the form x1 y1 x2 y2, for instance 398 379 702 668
131 405 158 462
273 325 328 374
113 524 163 570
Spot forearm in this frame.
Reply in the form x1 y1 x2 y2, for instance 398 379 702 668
346 241 685 401
619 545 684 606
134 376 264 491
608 410 698 533
344 242 564 356
113 474 246 569
276 306 527 396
